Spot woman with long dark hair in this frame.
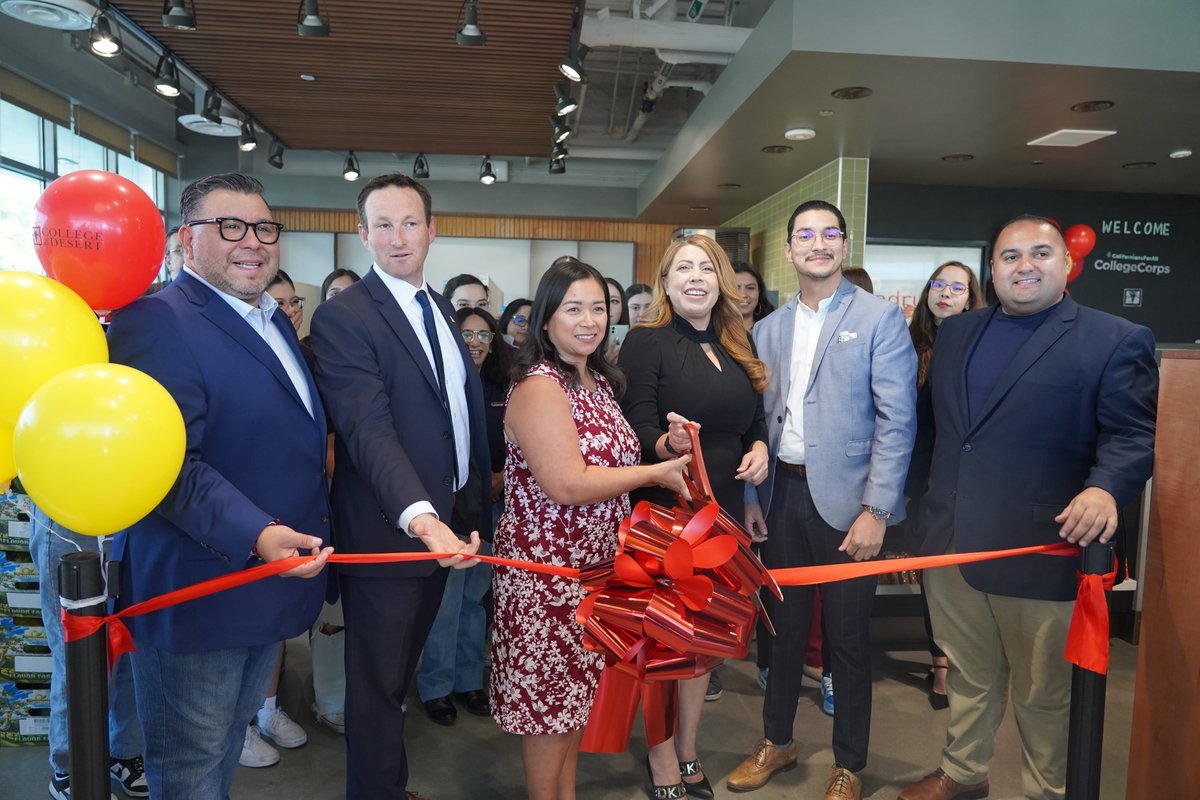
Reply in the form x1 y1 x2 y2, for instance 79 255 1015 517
619 234 769 799
490 258 691 800
731 261 775 331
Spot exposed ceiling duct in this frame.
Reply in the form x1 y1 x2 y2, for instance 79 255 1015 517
580 13 751 53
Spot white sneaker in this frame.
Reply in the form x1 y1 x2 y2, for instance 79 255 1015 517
256 707 307 748
239 724 280 768
312 703 345 735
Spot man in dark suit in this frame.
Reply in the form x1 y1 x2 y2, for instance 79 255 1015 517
308 173 487 800
107 173 333 798
900 216 1157 800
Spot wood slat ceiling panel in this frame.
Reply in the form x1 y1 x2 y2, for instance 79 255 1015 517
112 0 577 155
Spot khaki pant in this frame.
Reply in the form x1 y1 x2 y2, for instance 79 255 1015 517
924 561 1075 800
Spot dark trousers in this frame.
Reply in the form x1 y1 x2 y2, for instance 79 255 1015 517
760 469 876 773
342 569 448 799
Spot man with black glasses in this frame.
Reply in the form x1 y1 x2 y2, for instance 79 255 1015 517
107 172 333 798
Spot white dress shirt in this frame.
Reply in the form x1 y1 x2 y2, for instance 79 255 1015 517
183 267 313 418
777 292 834 464
370 265 472 534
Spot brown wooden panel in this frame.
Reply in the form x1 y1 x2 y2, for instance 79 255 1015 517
1127 350 1200 797
274 208 680 284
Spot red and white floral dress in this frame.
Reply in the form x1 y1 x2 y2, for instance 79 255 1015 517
489 362 638 735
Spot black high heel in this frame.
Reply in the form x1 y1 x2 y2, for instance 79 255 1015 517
679 759 714 799
927 665 949 710
645 756 687 799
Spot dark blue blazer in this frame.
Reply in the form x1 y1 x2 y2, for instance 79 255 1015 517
910 296 1157 600
308 269 492 577
106 272 331 650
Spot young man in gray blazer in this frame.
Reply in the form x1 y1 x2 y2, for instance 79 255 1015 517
727 200 917 800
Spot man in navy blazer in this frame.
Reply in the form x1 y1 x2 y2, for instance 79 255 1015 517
107 173 333 798
900 216 1157 800
727 200 917 800
309 174 486 800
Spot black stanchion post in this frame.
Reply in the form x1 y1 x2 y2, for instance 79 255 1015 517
1064 540 1112 800
59 550 111 800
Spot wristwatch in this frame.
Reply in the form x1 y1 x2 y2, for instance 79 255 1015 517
863 505 891 522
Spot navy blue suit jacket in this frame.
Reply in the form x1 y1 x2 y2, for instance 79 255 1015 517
308 269 491 577
910 296 1157 600
106 272 331 650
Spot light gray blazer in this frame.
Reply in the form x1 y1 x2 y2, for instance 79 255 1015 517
746 277 917 531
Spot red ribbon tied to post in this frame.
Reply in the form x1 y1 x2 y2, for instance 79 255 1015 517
578 423 780 752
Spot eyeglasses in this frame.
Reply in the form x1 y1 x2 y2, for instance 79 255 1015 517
509 315 529 327
460 330 494 344
790 227 845 246
187 217 285 244
929 278 968 296
166 246 183 256
277 297 304 310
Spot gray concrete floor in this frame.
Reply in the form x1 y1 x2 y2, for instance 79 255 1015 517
2 619 1136 799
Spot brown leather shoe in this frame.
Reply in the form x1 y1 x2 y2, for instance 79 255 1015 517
825 765 862 800
725 738 797 792
898 768 989 800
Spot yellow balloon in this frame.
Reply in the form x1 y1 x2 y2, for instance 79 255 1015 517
0 272 108 428
13 364 185 537
0 426 14 484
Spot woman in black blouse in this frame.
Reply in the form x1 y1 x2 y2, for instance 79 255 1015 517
618 234 769 799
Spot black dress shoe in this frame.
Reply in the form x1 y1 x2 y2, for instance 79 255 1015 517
453 689 491 717
927 667 949 710
679 758 715 799
423 696 456 726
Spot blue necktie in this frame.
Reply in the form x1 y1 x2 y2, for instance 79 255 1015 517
416 290 458 485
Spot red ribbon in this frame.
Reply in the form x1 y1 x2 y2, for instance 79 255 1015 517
1064 565 1117 673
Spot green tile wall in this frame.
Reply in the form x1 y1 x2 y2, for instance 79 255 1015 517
723 157 869 303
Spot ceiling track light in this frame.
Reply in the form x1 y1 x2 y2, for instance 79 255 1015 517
342 151 361 181
89 8 122 57
549 158 566 175
559 43 589 83
413 153 430 179
456 0 486 46
554 82 578 116
549 114 571 144
479 155 496 185
267 140 285 169
551 142 568 161
162 0 196 30
297 0 329 36
238 119 258 152
153 53 180 97
201 87 222 124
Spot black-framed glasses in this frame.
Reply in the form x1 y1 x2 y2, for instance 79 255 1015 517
187 217 284 244
460 330 494 344
510 315 529 327
277 296 304 310
790 227 845 246
930 278 968 296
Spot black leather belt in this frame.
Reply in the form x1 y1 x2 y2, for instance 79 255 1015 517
778 461 807 478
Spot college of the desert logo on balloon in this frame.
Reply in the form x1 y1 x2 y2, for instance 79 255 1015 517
32 226 106 251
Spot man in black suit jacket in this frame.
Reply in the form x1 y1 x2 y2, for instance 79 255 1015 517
309 174 489 800
900 216 1157 800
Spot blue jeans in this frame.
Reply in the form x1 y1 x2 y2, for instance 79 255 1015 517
30 508 144 775
416 542 492 701
130 641 277 799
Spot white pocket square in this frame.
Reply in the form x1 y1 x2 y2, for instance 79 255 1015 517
837 330 858 343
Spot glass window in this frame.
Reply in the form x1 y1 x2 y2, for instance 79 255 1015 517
0 101 42 167
0 169 46 275
117 153 158 204
56 124 107 174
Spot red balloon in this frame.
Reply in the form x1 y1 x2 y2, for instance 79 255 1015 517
1063 224 1097 261
34 170 165 312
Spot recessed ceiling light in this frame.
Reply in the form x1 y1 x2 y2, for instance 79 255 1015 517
1070 100 1115 113
941 153 974 162
1 0 95 30
1169 148 1193 159
784 127 816 141
690 205 709 212
1027 129 1116 147
817 109 834 117
1030 159 1046 166
717 183 741 189
300 73 316 81
831 86 872 100
1121 161 1156 170
761 145 792 154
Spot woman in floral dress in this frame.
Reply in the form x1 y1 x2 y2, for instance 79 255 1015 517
490 258 691 800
